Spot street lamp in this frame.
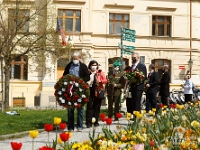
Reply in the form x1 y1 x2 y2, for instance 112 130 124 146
66 36 73 63
187 59 193 76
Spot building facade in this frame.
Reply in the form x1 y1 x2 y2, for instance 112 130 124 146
1 0 200 107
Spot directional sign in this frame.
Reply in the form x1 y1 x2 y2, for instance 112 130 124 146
122 34 135 42
123 51 132 55
121 28 136 35
123 45 135 50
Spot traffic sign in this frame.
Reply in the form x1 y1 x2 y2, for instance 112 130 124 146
121 28 136 35
122 34 135 42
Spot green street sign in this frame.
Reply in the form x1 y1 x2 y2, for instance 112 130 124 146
121 28 136 35
123 51 132 55
122 34 135 42
123 49 134 53
124 45 135 50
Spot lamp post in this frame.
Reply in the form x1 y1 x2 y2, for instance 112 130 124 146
66 36 73 63
189 0 192 77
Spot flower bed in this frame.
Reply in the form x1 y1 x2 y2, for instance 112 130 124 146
10 101 200 150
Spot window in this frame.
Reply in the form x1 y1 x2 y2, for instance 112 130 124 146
8 9 30 32
58 9 81 32
152 16 171 36
11 55 28 80
109 13 129 34
151 59 171 81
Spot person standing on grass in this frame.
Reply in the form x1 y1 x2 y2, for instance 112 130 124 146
63 51 90 132
106 61 125 121
86 60 107 128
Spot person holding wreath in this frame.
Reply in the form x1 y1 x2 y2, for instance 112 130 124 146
63 51 90 132
86 60 107 128
106 62 125 121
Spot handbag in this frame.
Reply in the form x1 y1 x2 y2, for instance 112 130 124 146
98 90 105 99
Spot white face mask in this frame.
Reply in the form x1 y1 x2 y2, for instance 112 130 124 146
91 66 97 71
73 60 79 65
114 67 119 71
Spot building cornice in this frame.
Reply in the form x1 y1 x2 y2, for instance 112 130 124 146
53 0 86 4
147 6 177 11
104 4 134 9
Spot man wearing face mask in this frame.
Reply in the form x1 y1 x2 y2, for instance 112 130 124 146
130 52 147 113
106 62 125 121
63 51 90 132
159 65 170 106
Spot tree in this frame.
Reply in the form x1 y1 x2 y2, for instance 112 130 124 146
0 0 65 110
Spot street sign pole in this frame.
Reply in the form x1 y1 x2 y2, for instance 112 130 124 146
120 27 123 72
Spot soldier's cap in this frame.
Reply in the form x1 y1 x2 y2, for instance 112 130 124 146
113 62 120 68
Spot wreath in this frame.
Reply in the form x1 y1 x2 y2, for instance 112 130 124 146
54 74 90 108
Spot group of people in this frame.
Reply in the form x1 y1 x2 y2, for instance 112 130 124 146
62 50 192 132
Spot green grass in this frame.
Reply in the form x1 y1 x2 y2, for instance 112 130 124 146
0 107 108 136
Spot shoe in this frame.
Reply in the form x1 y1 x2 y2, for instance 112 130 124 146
94 123 99 127
113 118 118 121
86 124 92 128
77 128 83 132
68 129 74 132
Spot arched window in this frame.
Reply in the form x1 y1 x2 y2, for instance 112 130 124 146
151 59 171 81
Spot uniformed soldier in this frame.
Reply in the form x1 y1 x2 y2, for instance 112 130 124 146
106 62 125 121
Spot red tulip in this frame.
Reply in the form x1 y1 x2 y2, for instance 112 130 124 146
159 103 164 108
100 113 106 122
44 124 54 132
59 123 66 130
10 142 22 150
106 118 112 125
116 113 123 119
60 132 69 142
39 146 54 150
149 140 155 147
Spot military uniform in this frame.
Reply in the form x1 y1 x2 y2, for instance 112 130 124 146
106 71 124 120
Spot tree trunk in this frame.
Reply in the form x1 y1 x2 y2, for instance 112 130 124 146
4 64 11 109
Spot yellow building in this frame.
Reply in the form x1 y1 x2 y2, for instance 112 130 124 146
1 0 200 107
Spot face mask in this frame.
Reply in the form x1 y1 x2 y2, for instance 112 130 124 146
114 67 119 71
91 66 97 71
132 58 136 63
73 60 79 65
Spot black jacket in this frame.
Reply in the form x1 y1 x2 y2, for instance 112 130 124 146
63 61 90 82
159 71 170 97
147 71 159 93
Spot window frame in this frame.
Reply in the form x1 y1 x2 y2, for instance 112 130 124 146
11 55 28 80
57 9 81 32
109 13 129 34
8 9 30 32
152 15 171 36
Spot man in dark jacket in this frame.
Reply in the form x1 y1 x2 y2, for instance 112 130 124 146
63 51 90 132
159 65 170 106
145 64 159 112
130 52 147 112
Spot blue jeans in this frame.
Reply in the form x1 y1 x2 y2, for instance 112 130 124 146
67 107 84 130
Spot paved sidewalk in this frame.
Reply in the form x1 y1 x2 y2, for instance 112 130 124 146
0 108 128 150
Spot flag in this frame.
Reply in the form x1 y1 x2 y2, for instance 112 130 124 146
56 18 66 46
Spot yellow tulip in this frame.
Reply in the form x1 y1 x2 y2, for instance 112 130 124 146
29 130 39 139
57 137 63 144
152 108 156 112
65 131 72 138
54 117 61 125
